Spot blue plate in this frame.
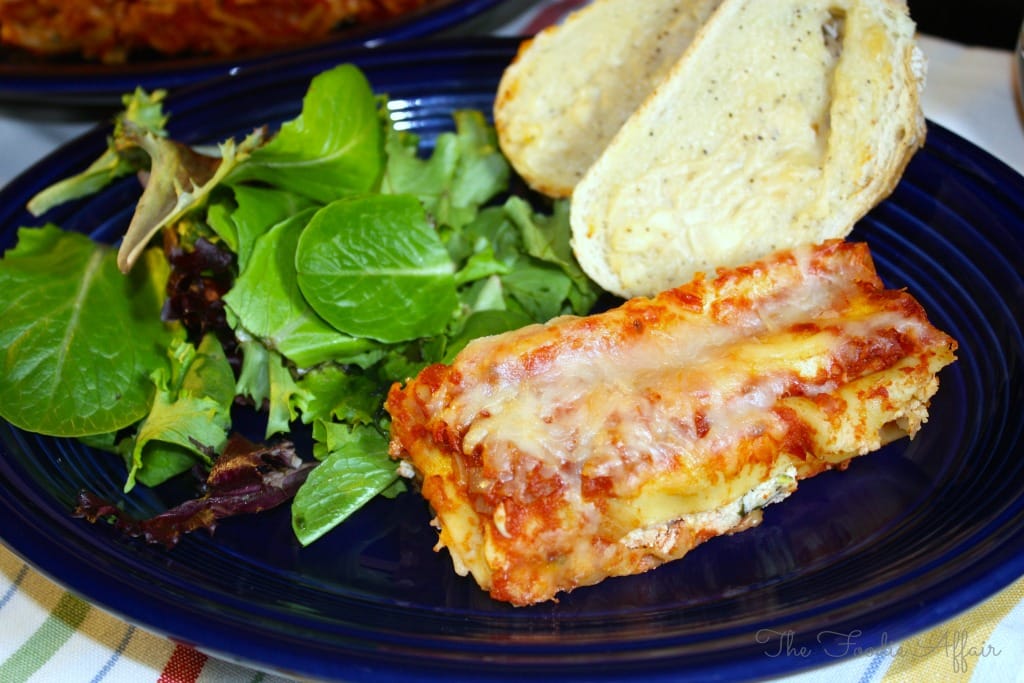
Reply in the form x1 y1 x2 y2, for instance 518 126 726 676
1 38 1023 683
0 0 504 104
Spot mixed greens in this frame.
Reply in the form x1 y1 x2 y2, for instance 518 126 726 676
0 63 601 546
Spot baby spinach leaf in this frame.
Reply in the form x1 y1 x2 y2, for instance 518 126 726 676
0 227 171 437
291 422 396 546
227 64 384 203
223 207 382 369
295 194 457 343
224 184 317 272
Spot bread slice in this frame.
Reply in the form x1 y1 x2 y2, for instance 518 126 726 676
494 0 725 198
570 0 926 299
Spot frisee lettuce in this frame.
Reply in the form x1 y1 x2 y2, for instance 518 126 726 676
0 61 603 547
123 333 235 490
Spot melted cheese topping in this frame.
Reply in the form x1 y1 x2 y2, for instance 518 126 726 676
386 240 957 605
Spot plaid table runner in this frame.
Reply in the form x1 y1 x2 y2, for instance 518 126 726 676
3 543 1023 682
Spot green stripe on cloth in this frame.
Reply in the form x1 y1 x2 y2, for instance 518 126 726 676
0 591 90 683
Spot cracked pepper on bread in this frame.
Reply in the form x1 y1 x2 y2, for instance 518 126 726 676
568 0 926 299
494 0 725 198
386 241 957 605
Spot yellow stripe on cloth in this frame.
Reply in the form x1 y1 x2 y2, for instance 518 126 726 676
0 543 25 578
120 625 179 672
881 575 1024 682
29 604 176 681
2 545 74 614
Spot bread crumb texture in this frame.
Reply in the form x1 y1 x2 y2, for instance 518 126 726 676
494 0 725 197
569 0 925 298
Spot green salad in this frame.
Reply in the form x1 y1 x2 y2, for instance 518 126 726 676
0 63 602 547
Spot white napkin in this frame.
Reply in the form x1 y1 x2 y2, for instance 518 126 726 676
917 34 1024 175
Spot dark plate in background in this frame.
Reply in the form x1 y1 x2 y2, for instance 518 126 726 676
0 38 1023 683
0 0 505 104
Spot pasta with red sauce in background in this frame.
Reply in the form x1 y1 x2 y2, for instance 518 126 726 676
0 0 432 63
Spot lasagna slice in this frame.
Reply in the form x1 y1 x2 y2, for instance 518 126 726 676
385 240 957 606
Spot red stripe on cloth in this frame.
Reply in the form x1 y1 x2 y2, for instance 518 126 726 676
157 644 208 683
523 0 589 34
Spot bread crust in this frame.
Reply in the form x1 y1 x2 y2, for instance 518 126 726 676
569 0 926 298
494 0 724 198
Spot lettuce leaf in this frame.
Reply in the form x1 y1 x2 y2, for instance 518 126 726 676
505 196 601 312
5 60 608 549
382 109 509 231
233 342 308 439
295 194 458 343
221 184 316 271
0 226 172 436
226 64 384 203
76 435 314 548
223 207 382 368
291 421 397 546
27 88 169 216
116 127 265 273
124 333 235 490
290 363 381 427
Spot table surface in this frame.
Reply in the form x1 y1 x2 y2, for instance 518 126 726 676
2 2 1023 682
